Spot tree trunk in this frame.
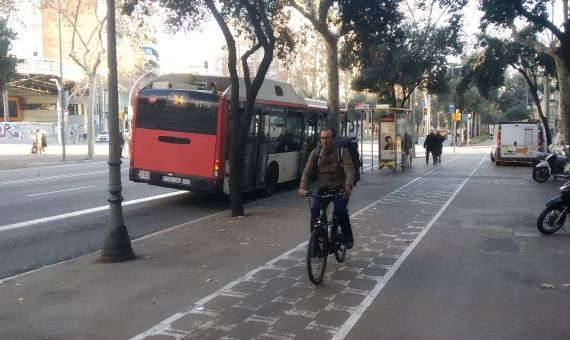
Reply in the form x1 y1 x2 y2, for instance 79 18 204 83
554 55 570 142
204 0 244 216
324 36 340 132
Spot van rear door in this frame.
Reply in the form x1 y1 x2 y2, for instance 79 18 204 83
500 123 538 159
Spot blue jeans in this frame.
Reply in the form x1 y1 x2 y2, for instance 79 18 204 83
310 188 353 241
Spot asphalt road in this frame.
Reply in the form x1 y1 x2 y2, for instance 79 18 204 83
0 160 230 279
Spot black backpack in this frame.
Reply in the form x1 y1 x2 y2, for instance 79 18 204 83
316 136 362 185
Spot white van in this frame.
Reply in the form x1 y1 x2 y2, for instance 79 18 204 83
491 121 546 165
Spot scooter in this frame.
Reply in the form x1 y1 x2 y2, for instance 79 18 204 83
537 181 570 234
532 146 570 182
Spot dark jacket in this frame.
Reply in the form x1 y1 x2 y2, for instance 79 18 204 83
434 133 445 150
424 133 436 151
300 147 355 190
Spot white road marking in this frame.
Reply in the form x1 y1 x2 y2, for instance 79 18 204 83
26 185 96 197
424 155 460 175
130 177 423 340
331 153 486 340
131 153 486 340
0 191 187 233
0 168 127 186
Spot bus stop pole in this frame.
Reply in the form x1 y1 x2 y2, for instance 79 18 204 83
370 111 374 171
360 111 364 174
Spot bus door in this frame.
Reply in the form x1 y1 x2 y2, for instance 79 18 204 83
254 112 269 188
242 110 260 191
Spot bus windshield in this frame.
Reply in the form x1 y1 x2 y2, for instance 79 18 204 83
136 89 219 135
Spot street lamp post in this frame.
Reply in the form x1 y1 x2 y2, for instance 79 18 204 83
127 69 159 122
100 0 135 262
449 65 463 153
56 0 66 160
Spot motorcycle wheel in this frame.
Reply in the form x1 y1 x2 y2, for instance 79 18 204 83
537 205 566 235
532 167 550 183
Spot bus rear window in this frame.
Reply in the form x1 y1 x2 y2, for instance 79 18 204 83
136 90 219 135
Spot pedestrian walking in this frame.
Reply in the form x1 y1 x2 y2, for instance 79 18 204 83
424 129 436 164
32 129 44 155
435 129 445 163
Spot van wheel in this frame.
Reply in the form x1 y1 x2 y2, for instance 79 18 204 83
262 164 279 197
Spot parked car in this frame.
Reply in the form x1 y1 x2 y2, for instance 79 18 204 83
491 121 546 165
96 131 109 142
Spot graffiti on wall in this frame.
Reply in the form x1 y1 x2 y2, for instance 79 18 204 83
0 123 22 139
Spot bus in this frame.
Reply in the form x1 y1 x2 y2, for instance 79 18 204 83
129 74 329 195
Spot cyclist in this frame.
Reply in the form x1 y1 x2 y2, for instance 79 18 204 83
298 127 356 249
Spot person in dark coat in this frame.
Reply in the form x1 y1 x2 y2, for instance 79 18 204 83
434 129 445 163
423 129 436 164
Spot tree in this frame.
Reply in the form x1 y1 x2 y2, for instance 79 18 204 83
287 0 402 130
125 0 293 216
0 18 18 91
480 0 570 138
344 1 465 108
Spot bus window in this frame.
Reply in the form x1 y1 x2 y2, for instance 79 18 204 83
136 90 219 135
283 115 303 151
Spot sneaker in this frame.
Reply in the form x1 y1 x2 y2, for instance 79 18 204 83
343 233 354 249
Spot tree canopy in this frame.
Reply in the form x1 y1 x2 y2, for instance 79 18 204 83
0 18 18 90
344 1 465 107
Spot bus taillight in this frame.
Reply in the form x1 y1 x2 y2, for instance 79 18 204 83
213 157 221 177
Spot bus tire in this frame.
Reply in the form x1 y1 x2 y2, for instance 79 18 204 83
263 164 279 197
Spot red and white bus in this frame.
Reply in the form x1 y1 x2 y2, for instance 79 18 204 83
129 74 329 195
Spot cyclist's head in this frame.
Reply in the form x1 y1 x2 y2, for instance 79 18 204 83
320 127 335 150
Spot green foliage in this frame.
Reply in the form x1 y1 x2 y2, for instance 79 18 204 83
0 18 18 90
344 1 465 108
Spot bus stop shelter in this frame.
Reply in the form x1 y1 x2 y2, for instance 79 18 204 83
356 108 414 173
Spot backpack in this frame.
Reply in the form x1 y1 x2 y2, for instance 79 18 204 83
316 136 362 185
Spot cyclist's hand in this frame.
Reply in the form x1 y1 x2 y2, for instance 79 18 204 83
298 188 307 196
342 186 351 199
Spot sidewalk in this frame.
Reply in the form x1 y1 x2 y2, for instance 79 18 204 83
0 149 495 339
0 142 113 170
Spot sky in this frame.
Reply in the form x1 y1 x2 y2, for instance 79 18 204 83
156 3 485 75
156 19 226 74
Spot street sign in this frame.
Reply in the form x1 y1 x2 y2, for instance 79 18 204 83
420 99 426 108
448 104 454 113
462 113 467 122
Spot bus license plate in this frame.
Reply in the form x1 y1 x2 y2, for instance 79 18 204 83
162 175 182 184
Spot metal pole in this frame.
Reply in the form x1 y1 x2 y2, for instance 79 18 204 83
370 111 374 171
58 0 66 160
360 110 364 173
467 112 470 147
452 67 456 153
100 0 135 262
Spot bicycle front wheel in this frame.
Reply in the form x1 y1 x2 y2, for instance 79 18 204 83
333 223 346 263
307 229 327 285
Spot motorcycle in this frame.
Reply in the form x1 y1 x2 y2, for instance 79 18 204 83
537 181 570 234
532 146 570 183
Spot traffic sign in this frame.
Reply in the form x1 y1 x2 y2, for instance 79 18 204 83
448 104 454 113
420 99 426 108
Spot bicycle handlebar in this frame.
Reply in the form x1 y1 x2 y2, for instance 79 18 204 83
302 189 341 199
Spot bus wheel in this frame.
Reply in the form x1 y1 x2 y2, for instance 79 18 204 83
263 165 279 197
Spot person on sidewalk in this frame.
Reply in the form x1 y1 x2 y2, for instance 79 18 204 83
32 129 44 155
435 129 445 163
298 127 356 249
424 129 436 164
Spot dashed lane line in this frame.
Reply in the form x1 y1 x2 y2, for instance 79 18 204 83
0 191 188 233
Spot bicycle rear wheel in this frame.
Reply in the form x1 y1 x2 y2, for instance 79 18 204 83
307 228 327 285
333 223 346 263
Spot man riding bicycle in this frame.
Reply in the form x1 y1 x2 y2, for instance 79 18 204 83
298 127 356 249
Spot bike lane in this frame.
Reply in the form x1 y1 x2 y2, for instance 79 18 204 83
131 154 486 339
345 154 570 339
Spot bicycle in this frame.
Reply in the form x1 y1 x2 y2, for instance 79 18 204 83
303 190 347 285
